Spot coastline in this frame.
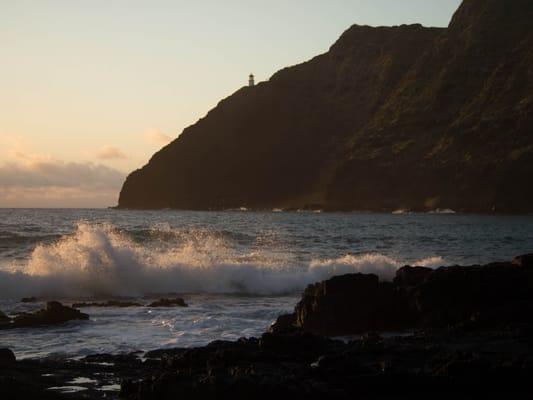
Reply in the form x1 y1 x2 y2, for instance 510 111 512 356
112 206 533 216
3 206 533 216
2 253 533 399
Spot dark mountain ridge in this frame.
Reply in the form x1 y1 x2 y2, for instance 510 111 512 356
119 0 533 212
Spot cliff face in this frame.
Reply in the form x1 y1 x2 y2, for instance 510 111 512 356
119 0 533 212
328 0 533 212
270 254 533 336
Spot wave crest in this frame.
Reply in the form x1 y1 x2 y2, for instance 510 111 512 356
0 223 443 299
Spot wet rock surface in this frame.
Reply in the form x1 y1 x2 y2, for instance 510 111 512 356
72 300 143 308
512 253 533 268
0 301 89 330
0 348 16 366
2 255 533 399
147 298 188 307
0 310 10 325
271 255 533 336
21 297 38 303
3 325 533 399
0 352 155 400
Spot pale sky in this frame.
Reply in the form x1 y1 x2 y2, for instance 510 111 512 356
0 0 462 207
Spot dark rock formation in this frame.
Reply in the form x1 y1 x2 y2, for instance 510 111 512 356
393 265 433 287
121 254 533 399
284 273 415 336
0 312 9 331
120 328 533 400
147 298 188 307
0 350 151 400
82 353 142 365
512 253 533 268
0 348 16 366
0 301 89 330
72 300 142 308
118 0 533 213
20 297 38 303
3 254 533 399
412 262 533 327
144 348 187 360
271 254 533 335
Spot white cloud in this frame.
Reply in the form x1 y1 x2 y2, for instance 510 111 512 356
96 145 127 160
0 186 120 208
144 128 172 145
0 152 126 208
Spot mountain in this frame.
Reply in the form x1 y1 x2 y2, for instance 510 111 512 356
118 0 533 213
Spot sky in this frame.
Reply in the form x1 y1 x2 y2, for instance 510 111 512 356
0 0 462 208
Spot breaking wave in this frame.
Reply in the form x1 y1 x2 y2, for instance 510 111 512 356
0 223 444 299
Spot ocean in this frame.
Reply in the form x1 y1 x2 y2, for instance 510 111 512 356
1 208 533 359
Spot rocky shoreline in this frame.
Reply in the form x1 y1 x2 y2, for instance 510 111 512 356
271 253 533 335
2 254 533 399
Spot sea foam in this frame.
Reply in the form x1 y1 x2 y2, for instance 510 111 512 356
0 223 444 299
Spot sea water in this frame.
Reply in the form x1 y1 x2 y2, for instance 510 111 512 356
1 208 533 359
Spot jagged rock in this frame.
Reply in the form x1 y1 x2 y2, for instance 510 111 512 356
20 297 38 303
82 353 142 365
0 348 16 366
413 262 533 327
0 311 9 322
393 266 433 288
277 254 533 335
144 348 188 360
120 321 533 400
1 259 532 399
259 331 334 362
0 311 10 329
269 313 297 334
147 298 188 307
2 301 89 329
290 274 415 336
512 254 533 269
72 300 142 308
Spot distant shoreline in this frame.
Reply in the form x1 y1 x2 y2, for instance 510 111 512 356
111 206 533 216
1 206 532 216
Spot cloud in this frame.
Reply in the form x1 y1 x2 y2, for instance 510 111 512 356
96 145 127 160
0 159 124 189
0 186 120 208
144 128 172 145
0 152 126 208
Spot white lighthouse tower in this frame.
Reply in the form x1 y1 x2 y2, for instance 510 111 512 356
248 73 255 87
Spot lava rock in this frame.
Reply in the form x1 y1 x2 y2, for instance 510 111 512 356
0 348 16 366
144 348 188 360
72 300 143 308
269 313 297 334
82 352 142 365
3 301 89 329
278 254 533 336
20 297 38 303
393 265 433 288
512 254 533 269
0 311 10 329
292 274 415 336
147 298 188 307
413 261 533 327
0 311 9 322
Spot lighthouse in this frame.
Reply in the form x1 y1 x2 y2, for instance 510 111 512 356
248 73 255 87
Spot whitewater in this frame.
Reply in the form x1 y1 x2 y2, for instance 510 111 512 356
1 209 533 358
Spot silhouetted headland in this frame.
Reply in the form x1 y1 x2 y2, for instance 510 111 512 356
118 0 533 213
